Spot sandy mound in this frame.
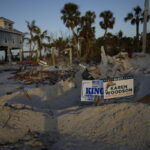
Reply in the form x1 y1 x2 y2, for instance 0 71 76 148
0 78 77 109
0 104 56 145
0 102 150 150
56 103 150 150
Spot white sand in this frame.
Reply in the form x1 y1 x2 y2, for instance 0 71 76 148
56 103 150 150
0 102 150 150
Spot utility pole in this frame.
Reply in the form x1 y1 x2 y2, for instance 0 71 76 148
142 0 149 53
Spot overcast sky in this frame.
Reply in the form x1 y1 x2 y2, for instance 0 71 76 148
0 0 149 38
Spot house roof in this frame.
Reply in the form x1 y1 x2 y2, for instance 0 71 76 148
0 17 14 24
0 27 23 35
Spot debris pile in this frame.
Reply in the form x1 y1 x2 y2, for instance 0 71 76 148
82 52 150 80
8 66 76 85
82 66 101 80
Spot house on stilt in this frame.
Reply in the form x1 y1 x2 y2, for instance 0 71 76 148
0 17 23 63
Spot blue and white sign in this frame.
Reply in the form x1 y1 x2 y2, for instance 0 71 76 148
81 80 103 102
81 77 134 102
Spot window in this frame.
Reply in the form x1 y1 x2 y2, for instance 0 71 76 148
9 24 12 29
4 22 7 26
5 39 7 43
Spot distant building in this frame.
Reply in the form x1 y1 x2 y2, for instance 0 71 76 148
0 17 23 62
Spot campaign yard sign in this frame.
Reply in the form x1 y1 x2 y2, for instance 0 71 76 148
81 77 134 102
81 80 103 102
103 77 134 99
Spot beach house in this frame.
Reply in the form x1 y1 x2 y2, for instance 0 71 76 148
0 17 23 62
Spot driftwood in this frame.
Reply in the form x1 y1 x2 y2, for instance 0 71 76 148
2 113 11 128
93 96 103 106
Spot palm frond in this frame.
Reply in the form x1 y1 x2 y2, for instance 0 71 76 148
124 13 133 22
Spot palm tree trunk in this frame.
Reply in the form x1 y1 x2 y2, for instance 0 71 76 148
136 22 139 40
136 21 140 50
85 40 90 62
71 28 79 58
103 29 107 50
104 29 107 39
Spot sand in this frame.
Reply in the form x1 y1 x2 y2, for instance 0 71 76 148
0 102 150 150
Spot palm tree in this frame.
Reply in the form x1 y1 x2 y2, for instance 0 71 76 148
99 10 115 38
33 26 48 59
25 20 37 57
117 30 124 50
42 35 51 53
118 30 123 39
51 37 69 53
60 3 80 57
78 11 96 59
124 6 143 40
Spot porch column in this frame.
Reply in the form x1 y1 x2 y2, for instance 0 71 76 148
7 47 11 63
5 49 8 62
19 48 23 62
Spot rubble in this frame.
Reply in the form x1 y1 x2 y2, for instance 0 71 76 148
137 94 150 104
39 60 48 66
0 64 21 72
8 65 76 85
82 69 94 80
82 51 139 80
81 48 137 80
